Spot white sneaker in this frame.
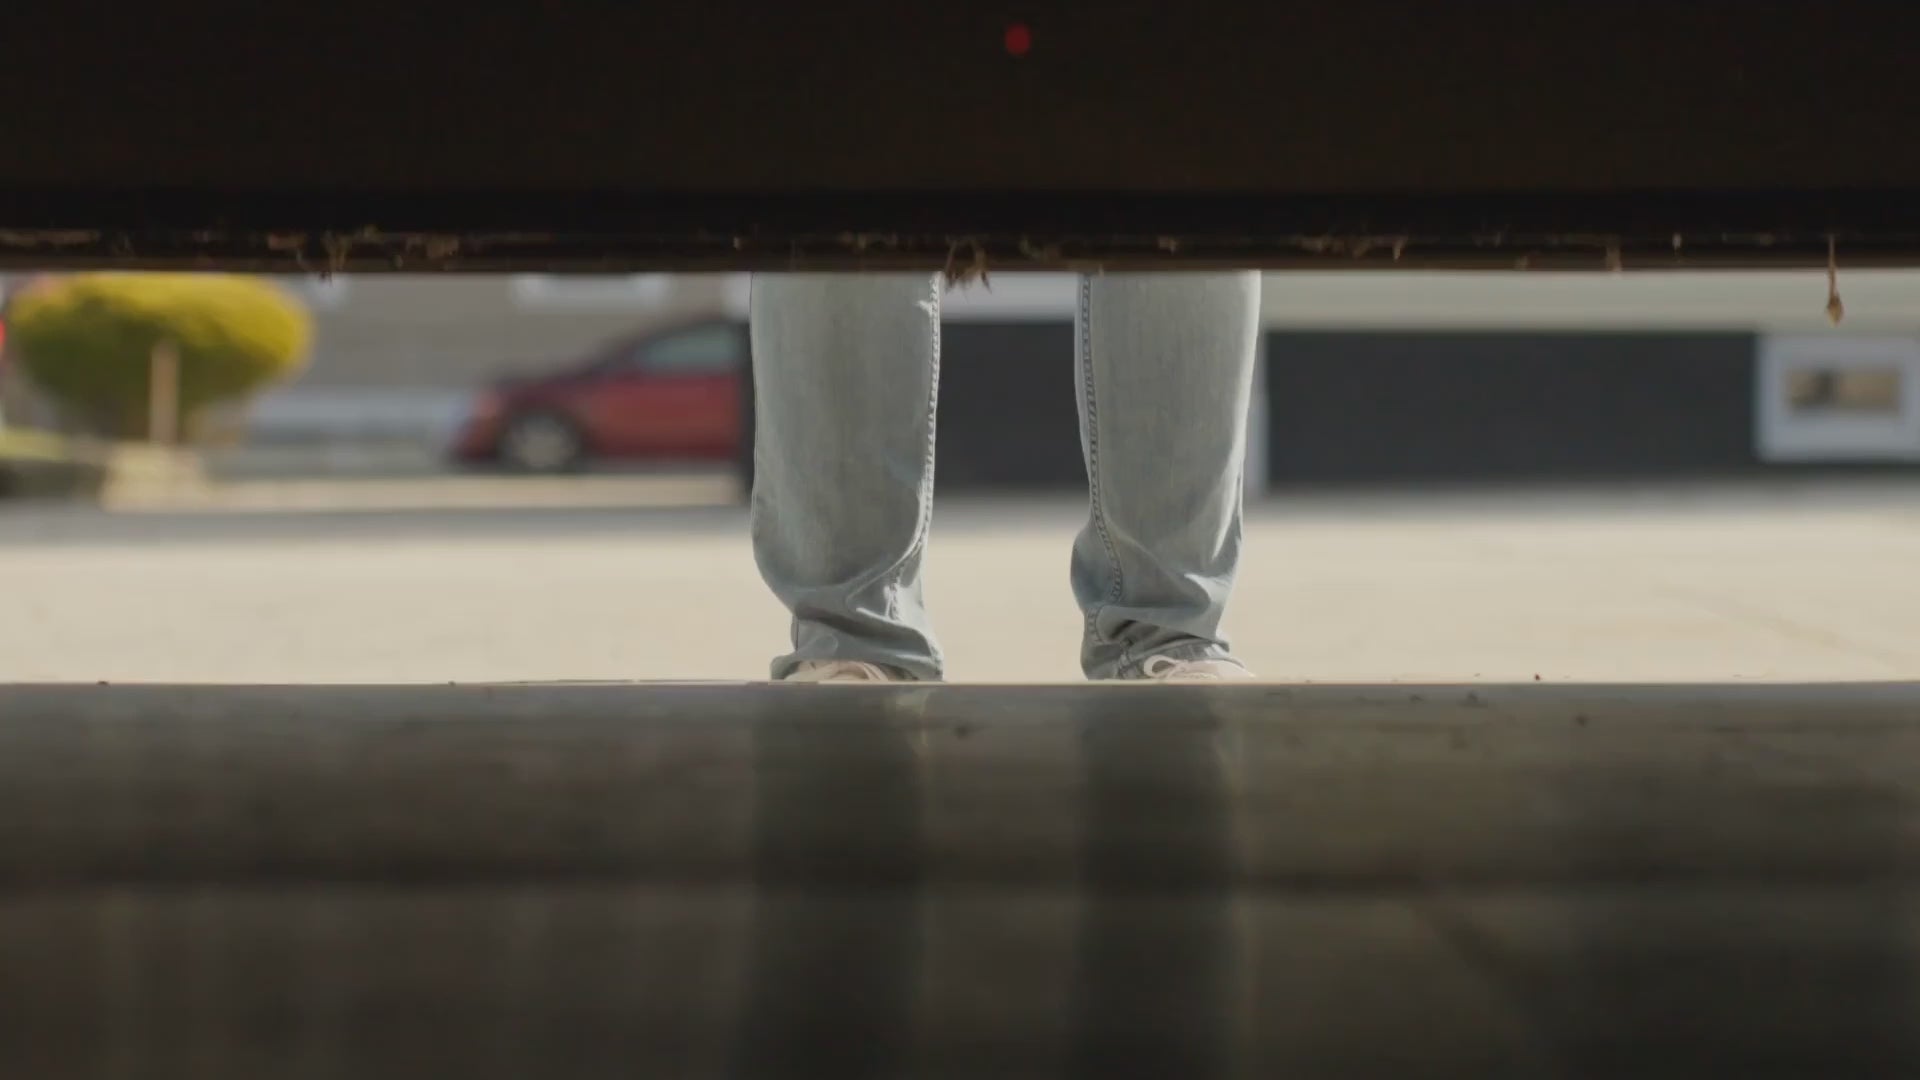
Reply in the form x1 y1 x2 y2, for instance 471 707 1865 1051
783 660 911 683
1137 655 1256 682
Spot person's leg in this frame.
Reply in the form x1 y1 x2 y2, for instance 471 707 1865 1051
1072 272 1262 679
749 273 945 680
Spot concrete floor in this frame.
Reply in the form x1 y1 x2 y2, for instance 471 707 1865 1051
4 477 1920 684
7 479 1920 1075
4 679 1919 1077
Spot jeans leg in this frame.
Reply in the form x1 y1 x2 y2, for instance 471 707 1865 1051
749 273 945 680
1072 272 1261 679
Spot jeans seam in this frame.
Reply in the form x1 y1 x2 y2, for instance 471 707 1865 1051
886 275 942 623
1079 275 1125 657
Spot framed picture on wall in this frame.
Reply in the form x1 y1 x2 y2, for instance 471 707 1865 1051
1755 336 1920 462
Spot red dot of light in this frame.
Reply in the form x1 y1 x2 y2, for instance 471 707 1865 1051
1004 23 1032 57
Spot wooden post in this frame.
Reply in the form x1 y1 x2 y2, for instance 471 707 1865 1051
149 341 179 445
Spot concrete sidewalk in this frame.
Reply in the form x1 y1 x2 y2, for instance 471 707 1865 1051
4 479 1920 684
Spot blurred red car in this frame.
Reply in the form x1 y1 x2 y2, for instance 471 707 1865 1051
451 318 747 472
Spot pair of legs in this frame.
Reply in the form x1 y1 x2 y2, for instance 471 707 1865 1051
749 272 1261 681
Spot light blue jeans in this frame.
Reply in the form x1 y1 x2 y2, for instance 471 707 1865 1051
750 272 1261 680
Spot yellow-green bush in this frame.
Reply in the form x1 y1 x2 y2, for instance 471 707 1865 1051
7 273 312 440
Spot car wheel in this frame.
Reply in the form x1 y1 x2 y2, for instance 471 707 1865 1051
498 411 587 473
